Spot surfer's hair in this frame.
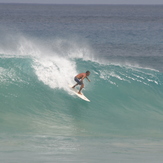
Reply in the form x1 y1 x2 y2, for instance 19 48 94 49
86 71 90 74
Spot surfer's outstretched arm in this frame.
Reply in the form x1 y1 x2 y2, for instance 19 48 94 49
86 77 91 82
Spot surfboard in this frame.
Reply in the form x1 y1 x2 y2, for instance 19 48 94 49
69 86 90 102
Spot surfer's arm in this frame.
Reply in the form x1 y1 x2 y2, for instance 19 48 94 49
86 77 91 82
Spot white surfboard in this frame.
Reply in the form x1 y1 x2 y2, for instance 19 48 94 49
69 86 90 102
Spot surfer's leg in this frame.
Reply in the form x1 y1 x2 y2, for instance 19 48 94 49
73 77 82 88
72 83 78 88
78 84 84 95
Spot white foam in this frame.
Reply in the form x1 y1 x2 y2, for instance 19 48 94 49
33 56 77 91
0 33 95 91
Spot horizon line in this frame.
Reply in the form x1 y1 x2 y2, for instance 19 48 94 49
0 2 163 5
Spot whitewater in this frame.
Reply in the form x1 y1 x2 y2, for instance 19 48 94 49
0 4 163 163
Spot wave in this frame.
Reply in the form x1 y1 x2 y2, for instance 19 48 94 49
0 34 163 138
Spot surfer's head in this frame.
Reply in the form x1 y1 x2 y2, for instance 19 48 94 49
86 71 90 76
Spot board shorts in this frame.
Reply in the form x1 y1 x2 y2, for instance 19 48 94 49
74 77 83 85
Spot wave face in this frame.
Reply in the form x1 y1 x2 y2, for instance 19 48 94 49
0 34 163 138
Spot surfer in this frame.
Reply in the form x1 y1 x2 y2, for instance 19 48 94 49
72 71 91 95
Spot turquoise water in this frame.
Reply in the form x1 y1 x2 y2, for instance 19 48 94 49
0 48 163 137
0 4 163 163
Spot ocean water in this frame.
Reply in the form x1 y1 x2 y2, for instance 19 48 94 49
0 3 163 163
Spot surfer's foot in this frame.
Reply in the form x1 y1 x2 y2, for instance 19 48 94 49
78 92 82 95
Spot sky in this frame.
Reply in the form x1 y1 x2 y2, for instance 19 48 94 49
0 0 163 5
